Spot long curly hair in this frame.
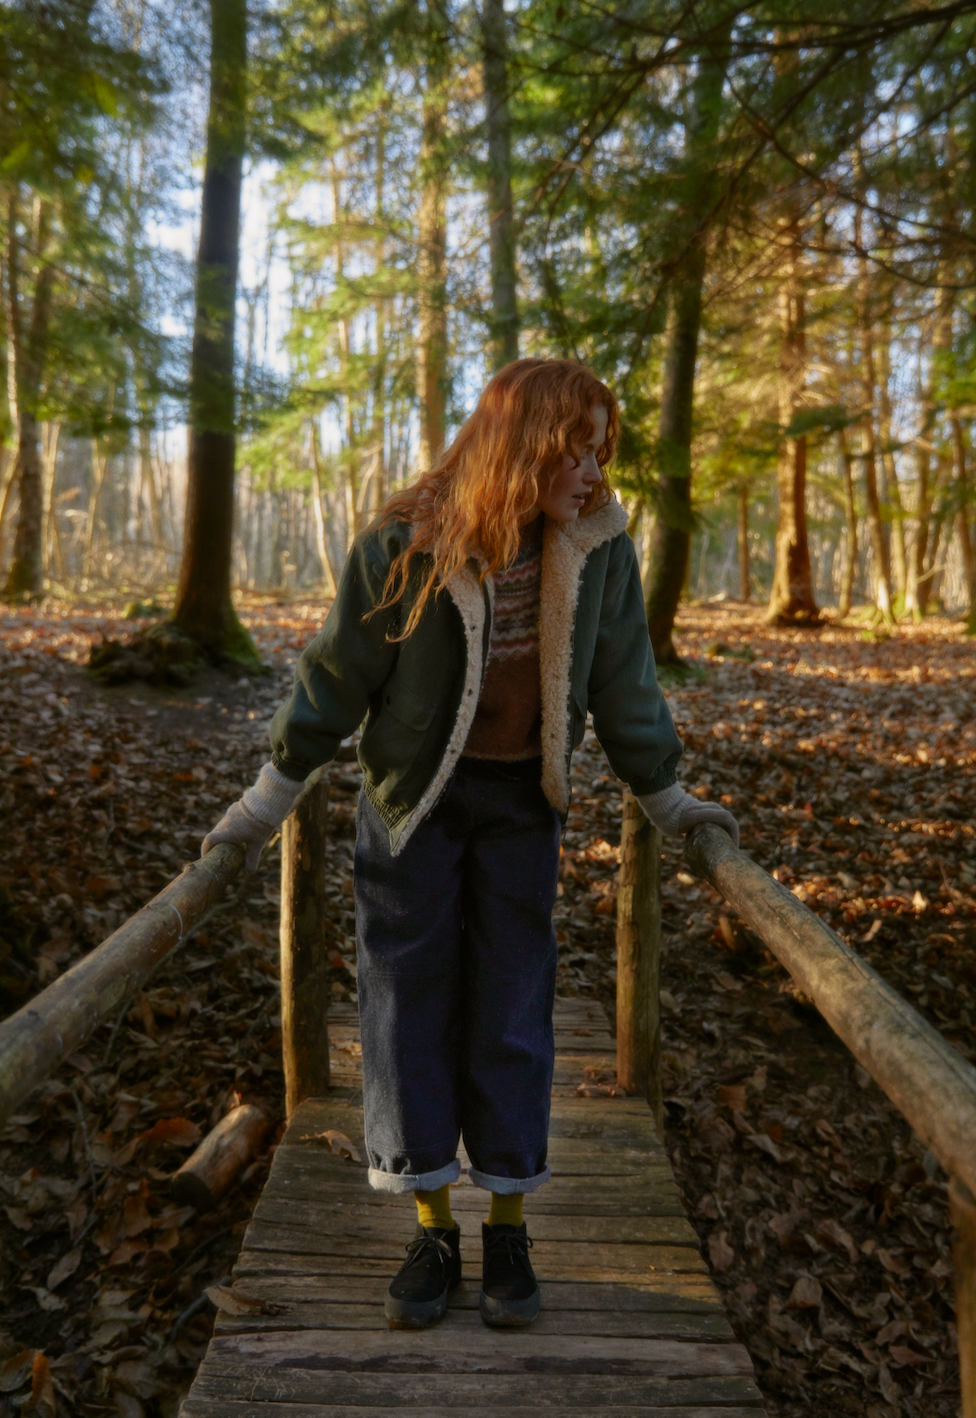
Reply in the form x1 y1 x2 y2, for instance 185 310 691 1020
371 358 619 640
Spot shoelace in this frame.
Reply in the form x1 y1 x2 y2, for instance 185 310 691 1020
403 1232 455 1270
484 1230 533 1267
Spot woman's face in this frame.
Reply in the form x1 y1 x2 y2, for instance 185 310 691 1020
529 403 608 523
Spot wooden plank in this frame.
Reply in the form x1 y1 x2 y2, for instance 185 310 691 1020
228 1266 724 1312
238 1222 708 1274
213 1300 735 1341
183 1400 766 1412
249 1197 699 1245
202 1327 753 1374
184 1369 762 1409
183 1405 766 1418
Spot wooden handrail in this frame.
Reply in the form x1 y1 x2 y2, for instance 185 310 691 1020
684 823 976 1199
0 842 245 1128
685 821 976 1417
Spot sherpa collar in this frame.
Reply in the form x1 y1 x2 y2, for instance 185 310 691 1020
540 497 628 813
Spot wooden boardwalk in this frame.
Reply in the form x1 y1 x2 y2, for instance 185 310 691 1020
180 999 766 1416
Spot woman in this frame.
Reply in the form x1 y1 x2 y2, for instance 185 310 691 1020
203 358 738 1329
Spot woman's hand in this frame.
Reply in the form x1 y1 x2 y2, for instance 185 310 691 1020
202 801 276 872
201 763 305 871
636 783 740 848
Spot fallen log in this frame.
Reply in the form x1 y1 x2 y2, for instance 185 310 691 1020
171 1104 268 1211
685 822 976 1206
0 842 245 1128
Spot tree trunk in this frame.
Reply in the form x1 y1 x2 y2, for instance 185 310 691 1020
310 425 339 596
950 414 976 633
737 481 750 602
837 427 858 620
909 287 953 617
171 0 257 664
415 0 449 474
3 193 54 599
853 190 892 622
878 329 908 608
482 0 518 369
644 37 729 663
766 211 819 625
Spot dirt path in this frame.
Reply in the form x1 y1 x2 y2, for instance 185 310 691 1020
0 599 973 1417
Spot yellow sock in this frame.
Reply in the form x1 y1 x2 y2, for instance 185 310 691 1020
415 1184 454 1231
488 1192 524 1228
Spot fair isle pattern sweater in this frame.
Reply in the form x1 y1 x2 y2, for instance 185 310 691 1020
463 516 544 761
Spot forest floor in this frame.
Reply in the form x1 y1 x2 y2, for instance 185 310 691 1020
0 595 973 1418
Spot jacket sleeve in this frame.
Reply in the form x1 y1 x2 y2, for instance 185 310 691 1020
586 532 683 795
269 532 400 781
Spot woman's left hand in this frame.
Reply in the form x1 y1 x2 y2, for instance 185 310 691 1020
636 783 740 848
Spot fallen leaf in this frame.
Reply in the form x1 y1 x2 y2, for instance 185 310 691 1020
21 1287 65 1313
708 1229 735 1273
29 1352 55 1418
786 1274 822 1309
140 1117 201 1148
746 1131 786 1163
304 1129 362 1161
204 1284 290 1317
0 1351 35 1393
888 1344 931 1368
46 1248 82 1291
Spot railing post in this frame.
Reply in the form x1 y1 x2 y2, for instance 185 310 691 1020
951 1177 976 1417
616 791 663 1133
280 775 331 1119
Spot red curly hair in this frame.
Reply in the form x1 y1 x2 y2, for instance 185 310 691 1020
372 358 619 639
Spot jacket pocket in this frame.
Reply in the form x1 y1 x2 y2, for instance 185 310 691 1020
362 678 438 793
383 680 437 732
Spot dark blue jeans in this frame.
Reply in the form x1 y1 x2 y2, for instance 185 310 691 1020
355 757 560 1195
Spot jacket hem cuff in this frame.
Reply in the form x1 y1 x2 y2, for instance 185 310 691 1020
467 1166 551 1195
367 1159 461 1193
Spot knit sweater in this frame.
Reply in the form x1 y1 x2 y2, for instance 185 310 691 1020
463 516 544 761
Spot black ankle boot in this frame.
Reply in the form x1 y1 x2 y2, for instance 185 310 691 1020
385 1225 461 1328
480 1221 540 1326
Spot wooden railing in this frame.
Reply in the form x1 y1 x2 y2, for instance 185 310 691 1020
1 782 972 1413
0 781 333 1212
673 822 975 1417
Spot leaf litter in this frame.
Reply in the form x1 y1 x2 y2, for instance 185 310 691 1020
1 596 973 1417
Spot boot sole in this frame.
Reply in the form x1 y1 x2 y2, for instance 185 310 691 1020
479 1286 541 1327
385 1276 460 1329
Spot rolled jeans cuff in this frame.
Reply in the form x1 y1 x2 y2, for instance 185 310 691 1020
467 1165 551 1195
367 1158 461 1194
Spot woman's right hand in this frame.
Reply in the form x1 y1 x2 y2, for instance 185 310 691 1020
202 762 306 872
202 801 274 873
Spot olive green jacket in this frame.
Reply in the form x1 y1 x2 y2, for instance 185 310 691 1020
270 497 682 854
